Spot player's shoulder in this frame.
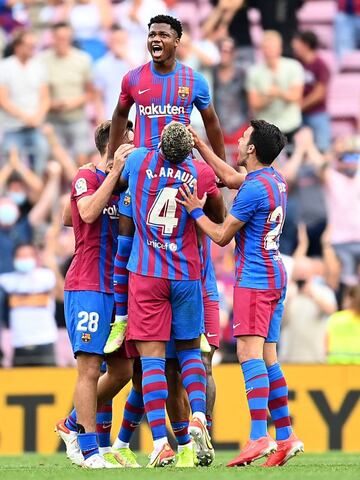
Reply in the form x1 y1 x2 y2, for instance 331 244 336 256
125 62 151 82
72 169 99 194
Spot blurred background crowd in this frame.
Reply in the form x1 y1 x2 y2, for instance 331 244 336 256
0 0 359 368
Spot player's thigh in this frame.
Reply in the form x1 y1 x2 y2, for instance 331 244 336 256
170 279 204 341
64 290 114 356
203 294 220 349
128 272 172 341
233 287 281 339
266 287 286 345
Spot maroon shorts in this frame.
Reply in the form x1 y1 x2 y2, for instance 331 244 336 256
117 340 139 359
203 295 220 349
233 287 283 340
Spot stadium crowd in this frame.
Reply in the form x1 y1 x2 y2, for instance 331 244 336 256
0 0 359 368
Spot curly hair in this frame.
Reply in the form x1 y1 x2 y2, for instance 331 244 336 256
148 15 183 38
161 122 194 164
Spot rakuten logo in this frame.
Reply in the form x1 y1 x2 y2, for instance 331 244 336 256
103 205 119 219
147 239 178 252
139 104 185 118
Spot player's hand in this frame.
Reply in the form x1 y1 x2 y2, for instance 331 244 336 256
187 125 201 149
177 181 207 213
110 143 136 175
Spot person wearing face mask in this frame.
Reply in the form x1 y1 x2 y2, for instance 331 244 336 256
0 243 58 366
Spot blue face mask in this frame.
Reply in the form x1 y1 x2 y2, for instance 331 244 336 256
0 204 19 226
8 191 27 206
14 258 36 273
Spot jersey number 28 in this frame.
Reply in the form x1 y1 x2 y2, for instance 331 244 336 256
264 206 284 251
147 187 179 235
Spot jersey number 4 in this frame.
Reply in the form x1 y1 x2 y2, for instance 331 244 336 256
264 206 284 251
147 187 179 235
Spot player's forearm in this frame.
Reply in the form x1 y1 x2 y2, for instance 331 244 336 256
204 118 226 161
78 170 121 223
197 140 245 189
108 104 129 159
195 214 230 247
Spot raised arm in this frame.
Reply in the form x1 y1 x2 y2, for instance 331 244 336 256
199 104 226 161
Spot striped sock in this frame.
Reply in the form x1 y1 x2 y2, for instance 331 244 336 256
241 359 269 440
96 400 112 448
65 408 77 432
267 363 293 441
114 235 132 318
177 349 206 415
78 432 99 460
171 420 191 446
206 415 212 434
141 357 168 441
117 388 144 445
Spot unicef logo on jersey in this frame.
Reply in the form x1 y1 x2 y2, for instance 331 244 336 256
147 239 178 252
139 103 185 119
103 205 119 219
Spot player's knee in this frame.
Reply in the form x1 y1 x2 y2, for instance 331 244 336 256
236 345 262 364
77 355 102 382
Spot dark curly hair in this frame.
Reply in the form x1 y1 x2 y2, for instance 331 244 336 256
161 122 193 164
148 15 183 38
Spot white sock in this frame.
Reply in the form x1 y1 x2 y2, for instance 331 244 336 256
114 314 128 323
178 441 192 452
99 446 111 455
113 438 129 449
153 437 168 452
193 412 207 425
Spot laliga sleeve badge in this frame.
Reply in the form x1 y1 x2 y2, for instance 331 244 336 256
82 333 91 343
75 177 88 196
178 86 190 99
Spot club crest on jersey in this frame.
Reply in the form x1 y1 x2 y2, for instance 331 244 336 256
82 333 91 343
124 195 131 207
178 86 190 99
75 177 87 196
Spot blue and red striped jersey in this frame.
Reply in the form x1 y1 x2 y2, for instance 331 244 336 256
230 167 288 290
200 235 219 300
119 61 211 149
64 169 119 293
121 148 220 280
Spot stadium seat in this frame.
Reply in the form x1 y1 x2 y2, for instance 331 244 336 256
297 0 336 25
340 51 360 72
319 49 338 73
328 74 360 120
331 119 357 138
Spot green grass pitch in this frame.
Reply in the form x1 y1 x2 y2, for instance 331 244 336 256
0 452 359 480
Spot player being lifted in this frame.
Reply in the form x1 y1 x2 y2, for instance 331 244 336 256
104 14 225 352
117 122 225 467
179 120 304 467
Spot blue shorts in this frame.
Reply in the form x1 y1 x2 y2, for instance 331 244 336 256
118 188 132 218
127 272 204 342
64 290 114 356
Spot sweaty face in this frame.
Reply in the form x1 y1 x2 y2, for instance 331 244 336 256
147 23 179 64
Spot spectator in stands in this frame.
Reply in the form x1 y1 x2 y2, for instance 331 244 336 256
321 150 360 286
68 0 112 61
93 25 134 123
0 0 30 36
212 37 248 164
280 256 337 363
255 0 304 57
204 0 254 68
41 23 93 166
327 285 360 364
0 243 58 366
114 0 169 66
292 31 331 152
0 30 50 175
167 0 212 40
246 30 304 143
335 0 360 61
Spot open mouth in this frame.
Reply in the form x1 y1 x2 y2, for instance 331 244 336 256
152 44 163 58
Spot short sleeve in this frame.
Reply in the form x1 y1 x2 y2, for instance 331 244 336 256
119 72 134 109
71 170 98 201
289 60 305 86
193 72 211 111
197 163 220 199
230 180 263 223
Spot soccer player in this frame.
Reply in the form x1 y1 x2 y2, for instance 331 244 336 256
104 13 225 352
178 120 304 467
60 122 135 469
118 122 225 467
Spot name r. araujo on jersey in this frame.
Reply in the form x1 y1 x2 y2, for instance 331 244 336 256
145 166 196 188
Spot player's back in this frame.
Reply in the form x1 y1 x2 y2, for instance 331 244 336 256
123 148 214 281
119 61 210 149
64 169 119 293
232 167 288 290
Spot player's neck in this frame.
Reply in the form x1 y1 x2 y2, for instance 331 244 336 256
247 157 271 173
152 58 177 75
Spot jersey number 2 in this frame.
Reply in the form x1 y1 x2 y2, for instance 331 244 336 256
264 206 284 251
147 187 178 235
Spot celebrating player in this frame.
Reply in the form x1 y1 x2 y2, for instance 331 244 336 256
118 122 225 467
178 120 304 467
59 122 134 469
